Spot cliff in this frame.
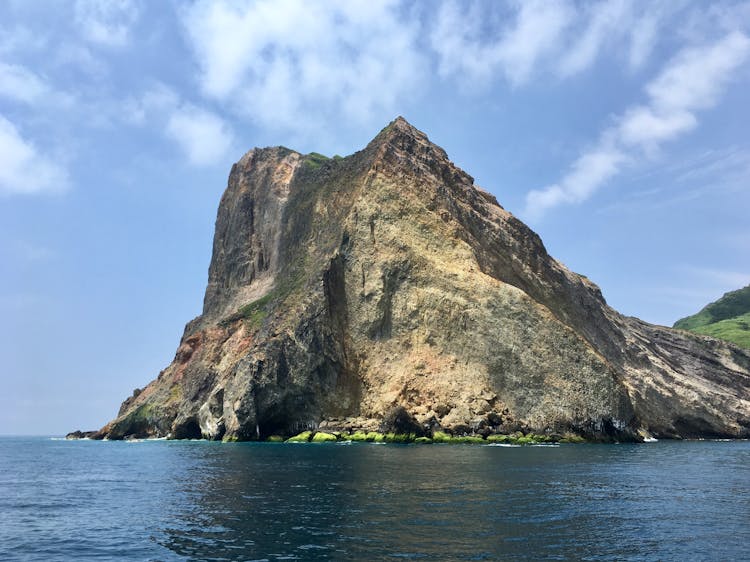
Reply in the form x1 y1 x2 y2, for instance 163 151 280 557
92 117 750 442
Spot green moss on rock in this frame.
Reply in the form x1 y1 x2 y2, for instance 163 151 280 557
432 431 452 443
384 432 415 443
455 435 485 444
311 432 338 442
220 290 279 329
486 433 559 445
429 431 485 444
560 434 586 443
286 431 313 442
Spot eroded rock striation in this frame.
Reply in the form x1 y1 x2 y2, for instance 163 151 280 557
94 118 750 442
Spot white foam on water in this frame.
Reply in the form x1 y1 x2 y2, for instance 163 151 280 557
484 443 521 447
644 437 658 443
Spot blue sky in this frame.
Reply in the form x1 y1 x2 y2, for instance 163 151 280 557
2 0 749 435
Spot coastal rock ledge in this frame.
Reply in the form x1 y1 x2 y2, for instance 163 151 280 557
84 118 750 442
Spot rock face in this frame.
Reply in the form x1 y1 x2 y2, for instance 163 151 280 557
95 117 750 441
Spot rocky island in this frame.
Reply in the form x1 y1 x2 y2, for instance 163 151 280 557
78 118 750 443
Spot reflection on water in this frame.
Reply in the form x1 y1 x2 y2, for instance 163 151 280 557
156 442 750 561
1 438 749 561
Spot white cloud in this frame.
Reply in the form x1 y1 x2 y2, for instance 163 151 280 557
127 85 233 167
526 142 626 218
0 26 47 55
618 106 696 148
558 0 631 77
619 30 750 151
124 84 179 125
180 0 426 132
431 0 573 87
525 31 750 219
556 0 666 76
501 1 574 85
430 1 667 87
74 0 140 47
646 32 750 112
54 44 108 78
628 9 662 70
0 115 68 195
0 62 74 108
166 104 234 167
0 62 47 103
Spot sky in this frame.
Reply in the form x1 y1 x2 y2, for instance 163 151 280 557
2 0 749 435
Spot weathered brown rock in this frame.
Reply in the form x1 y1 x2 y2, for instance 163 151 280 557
95 117 750 442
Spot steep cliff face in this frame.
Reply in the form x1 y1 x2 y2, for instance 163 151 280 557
96 118 750 441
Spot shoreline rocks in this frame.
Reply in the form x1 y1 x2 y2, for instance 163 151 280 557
65 430 99 440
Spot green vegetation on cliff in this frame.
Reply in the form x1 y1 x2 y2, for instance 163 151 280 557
674 285 750 349
220 291 277 329
303 152 330 170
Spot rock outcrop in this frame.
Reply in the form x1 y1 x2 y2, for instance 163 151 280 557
93 117 750 442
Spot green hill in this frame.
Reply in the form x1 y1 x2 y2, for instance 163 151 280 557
674 285 750 349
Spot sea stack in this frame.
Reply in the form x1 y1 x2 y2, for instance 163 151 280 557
94 117 750 442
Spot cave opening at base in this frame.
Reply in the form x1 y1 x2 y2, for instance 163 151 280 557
173 418 202 440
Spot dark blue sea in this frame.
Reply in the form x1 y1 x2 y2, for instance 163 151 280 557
1 438 749 561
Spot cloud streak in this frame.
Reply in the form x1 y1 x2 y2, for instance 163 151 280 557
430 0 667 88
525 31 750 219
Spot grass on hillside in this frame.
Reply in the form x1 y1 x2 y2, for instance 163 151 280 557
689 312 750 350
674 285 750 331
304 152 330 170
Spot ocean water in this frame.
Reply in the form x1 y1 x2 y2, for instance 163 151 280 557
1 438 749 561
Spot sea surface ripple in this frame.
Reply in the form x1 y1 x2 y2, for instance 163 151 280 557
1 437 749 561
